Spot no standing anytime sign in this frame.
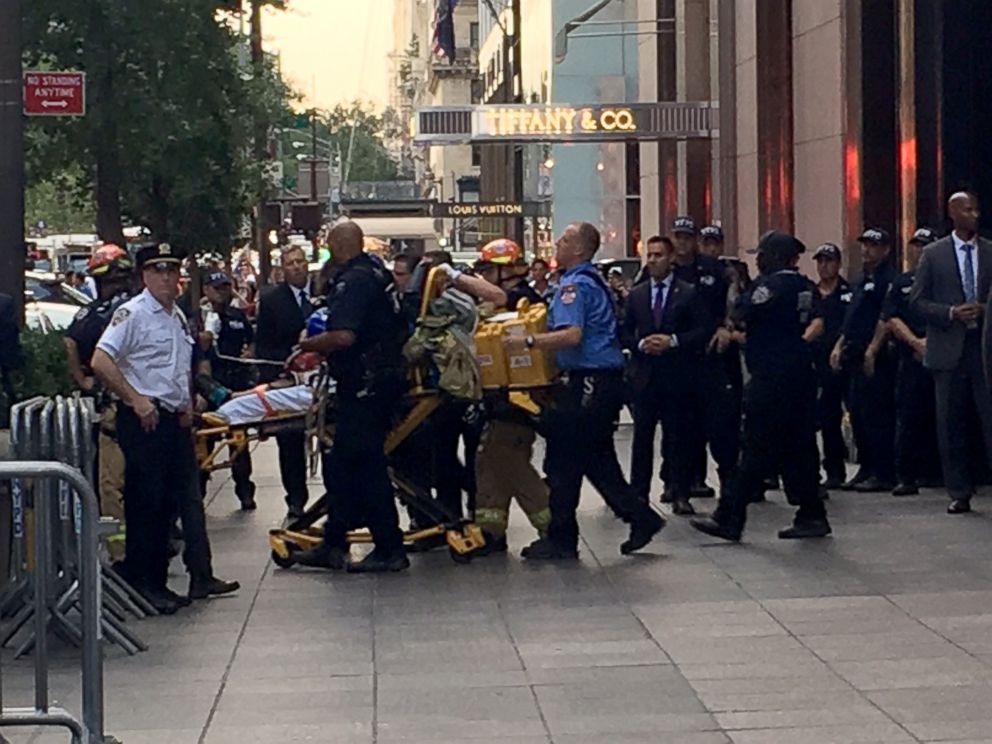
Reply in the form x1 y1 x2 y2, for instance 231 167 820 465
23 71 86 117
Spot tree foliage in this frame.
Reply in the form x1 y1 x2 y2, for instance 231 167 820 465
22 1 296 254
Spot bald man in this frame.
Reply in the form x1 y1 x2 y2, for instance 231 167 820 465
911 192 992 514
296 221 411 572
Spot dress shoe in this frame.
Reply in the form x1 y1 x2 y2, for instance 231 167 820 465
689 517 741 543
690 483 716 499
521 537 578 561
476 532 509 556
189 576 241 600
660 488 675 504
286 504 306 523
778 520 832 539
947 499 972 514
346 550 410 573
839 470 870 491
671 498 695 516
161 587 192 608
763 476 781 491
748 490 767 504
620 511 665 555
854 477 895 493
892 482 919 497
823 475 845 490
237 483 257 511
292 544 348 570
140 587 180 615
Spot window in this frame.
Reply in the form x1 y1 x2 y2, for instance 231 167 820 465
469 22 480 50
472 145 482 167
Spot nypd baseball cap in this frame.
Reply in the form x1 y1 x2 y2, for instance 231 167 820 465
857 227 891 245
813 243 842 261
206 271 232 287
672 216 697 236
909 227 937 245
700 225 724 242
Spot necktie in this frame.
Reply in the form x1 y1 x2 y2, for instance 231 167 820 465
962 244 977 303
652 282 665 327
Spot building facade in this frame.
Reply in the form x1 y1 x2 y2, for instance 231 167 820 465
389 0 482 251
637 0 992 273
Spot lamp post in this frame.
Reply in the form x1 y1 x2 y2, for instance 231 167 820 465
0 0 25 317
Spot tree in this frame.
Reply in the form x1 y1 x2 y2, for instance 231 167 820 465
22 0 296 254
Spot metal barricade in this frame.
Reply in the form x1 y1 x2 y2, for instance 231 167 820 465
0 460 116 744
1 397 149 657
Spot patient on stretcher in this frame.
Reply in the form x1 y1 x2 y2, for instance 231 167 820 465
199 350 331 427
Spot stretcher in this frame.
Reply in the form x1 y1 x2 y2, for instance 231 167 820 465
196 266 556 566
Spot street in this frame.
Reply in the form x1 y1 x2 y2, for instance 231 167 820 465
3 428 992 744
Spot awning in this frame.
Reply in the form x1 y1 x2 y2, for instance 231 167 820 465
350 217 438 241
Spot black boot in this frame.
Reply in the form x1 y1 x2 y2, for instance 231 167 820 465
689 517 742 542
293 543 348 570
620 510 665 554
520 537 578 561
189 576 240 600
347 549 410 574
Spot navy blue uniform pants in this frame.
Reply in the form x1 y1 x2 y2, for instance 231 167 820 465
323 390 405 555
117 405 212 589
848 352 896 482
545 370 655 551
715 371 826 533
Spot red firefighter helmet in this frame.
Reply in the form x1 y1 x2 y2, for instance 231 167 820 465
480 238 522 266
88 244 134 277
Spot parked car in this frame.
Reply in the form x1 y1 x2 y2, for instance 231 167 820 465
25 301 80 333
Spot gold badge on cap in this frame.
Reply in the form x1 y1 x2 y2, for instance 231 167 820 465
159 243 172 255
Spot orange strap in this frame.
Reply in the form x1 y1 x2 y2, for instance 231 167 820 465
253 386 277 417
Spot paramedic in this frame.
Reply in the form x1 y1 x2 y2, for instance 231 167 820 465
504 222 665 560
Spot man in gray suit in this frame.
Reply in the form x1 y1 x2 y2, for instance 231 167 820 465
910 191 992 513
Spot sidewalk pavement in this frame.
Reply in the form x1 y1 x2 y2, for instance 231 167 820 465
3 429 992 744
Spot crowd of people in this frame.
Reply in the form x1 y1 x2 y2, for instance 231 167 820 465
45 188 992 597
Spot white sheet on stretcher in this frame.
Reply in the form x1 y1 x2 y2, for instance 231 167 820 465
215 385 316 426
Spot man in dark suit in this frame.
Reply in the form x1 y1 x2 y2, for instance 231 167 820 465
911 191 992 514
623 236 707 515
254 245 313 520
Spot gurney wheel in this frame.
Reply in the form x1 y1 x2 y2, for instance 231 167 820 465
449 546 473 564
271 545 298 569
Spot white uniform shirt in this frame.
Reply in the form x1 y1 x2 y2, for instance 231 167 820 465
96 289 194 412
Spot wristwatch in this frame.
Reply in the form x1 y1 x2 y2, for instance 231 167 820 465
525 335 536 349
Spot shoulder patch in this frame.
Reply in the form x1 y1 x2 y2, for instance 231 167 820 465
840 292 853 303
700 274 716 287
864 282 876 292
110 307 130 326
73 306 90 322
560 284 578 305
751 285 772 305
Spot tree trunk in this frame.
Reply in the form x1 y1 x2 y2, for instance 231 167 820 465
88 3 125 247
0 0 25 321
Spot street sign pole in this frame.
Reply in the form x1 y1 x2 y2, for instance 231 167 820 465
0 0 25 320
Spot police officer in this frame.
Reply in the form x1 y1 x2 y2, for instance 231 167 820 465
64 245 134 560
691 231 831 541
93 243 239 612
883 227 941 495
811 243 852 488
699 224 724 258
830 227 898 492
671 217 739 504
504 222 665 560
294 222 409 573
201 271 257 510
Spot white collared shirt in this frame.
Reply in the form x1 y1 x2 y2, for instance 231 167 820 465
97 289 194 412
952 230 980 300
